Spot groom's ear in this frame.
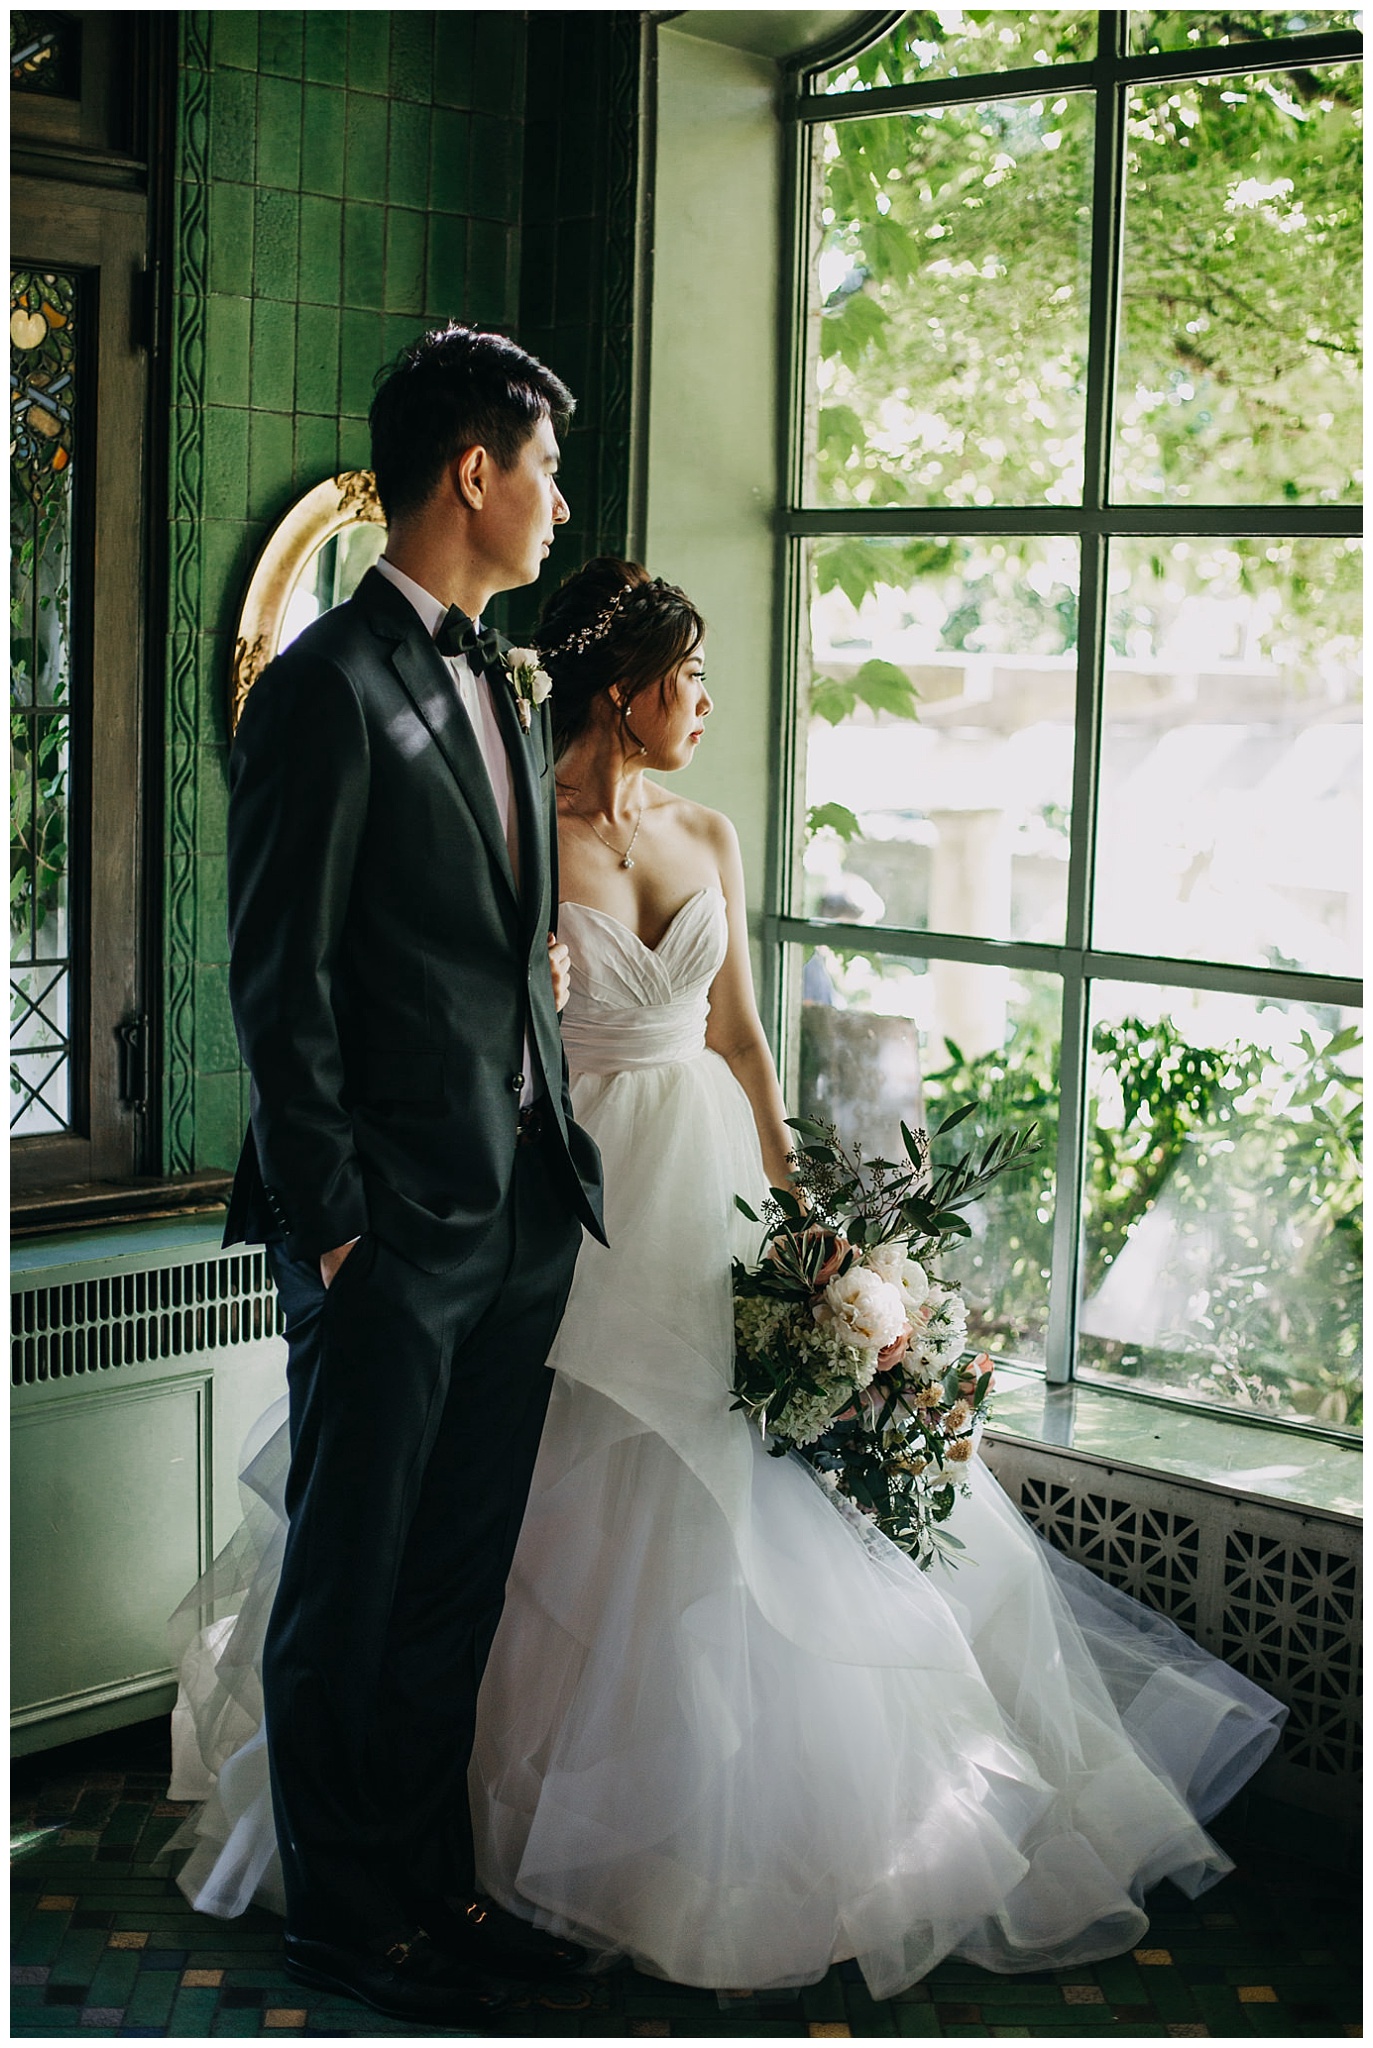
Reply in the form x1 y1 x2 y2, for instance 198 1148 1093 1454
453 444 488 515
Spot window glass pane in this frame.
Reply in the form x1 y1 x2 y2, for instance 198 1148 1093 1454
10 265 76 1137
819 10 1097 94
789 944 1061 1366
1082 983 1363 1429
802 536 1078 944
810 94 1092 508
1094 536 1362 978
10 11 82 97
1114 66 1363 506
1131 10 1362 55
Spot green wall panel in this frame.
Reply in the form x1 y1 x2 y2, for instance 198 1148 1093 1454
163 12 642 1172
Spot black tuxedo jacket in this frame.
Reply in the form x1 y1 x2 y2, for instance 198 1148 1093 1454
223 566 605 1272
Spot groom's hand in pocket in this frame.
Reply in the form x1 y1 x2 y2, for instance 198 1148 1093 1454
320 1237 361 1288
548 932 571 1013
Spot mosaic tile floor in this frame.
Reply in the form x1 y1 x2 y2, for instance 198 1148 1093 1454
11 1721 1362 2040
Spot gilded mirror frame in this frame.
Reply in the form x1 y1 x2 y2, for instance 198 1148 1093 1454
229 470 386 734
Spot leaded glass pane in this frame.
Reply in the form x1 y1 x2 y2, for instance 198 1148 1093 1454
1114 65 1363 506
1093 536 1362 978
809 96 1093 508
819 11 1097 94
1081 983 1363 1428
11 266 76 1136
1131 10 1362 55
10 11 81 96
789 943 1060 1367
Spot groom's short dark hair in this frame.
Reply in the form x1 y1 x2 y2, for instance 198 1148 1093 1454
369 324 575 524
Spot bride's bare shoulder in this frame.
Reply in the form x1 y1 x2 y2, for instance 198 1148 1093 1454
650 787 739 850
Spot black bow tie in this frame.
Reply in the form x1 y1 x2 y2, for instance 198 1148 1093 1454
435 605 502 675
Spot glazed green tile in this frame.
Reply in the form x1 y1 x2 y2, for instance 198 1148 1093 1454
249 410 296 521
169 1985 223 2032
203 296 251 408
199 844 231 955
202 517 256 636
389 12 434 102
387 98 432 207
433 12 475 108
338 417 371 472
301 84 345 198
200 406 250 520
896 2006 944 2036
295 303 340 416
196 755 227 864
209 2012 264 2037
339 307 384 417
343 203 386 310
256 75 303 190
211 10 257 71
1133 1970 1203 2022
84 1949 140 2007
430 108 472 214
13 1911 66 1968
347 10 390 93
195 963 239 1075
46 1926 108 1983
1090 1958 1149 2006
295 410 338 486
473 10 524 117
968 1986 1065 2006
801 1976 848 2024
468 218 513 326
259 10 304 78
382 310 424 371
471 113 518 223
304 9 348 85
248 298 295 419
344 91 388 201
208 181 254 298
297 194 343 306
209 65 256 183
385 208 427 319
253 188 300 303
425 209 468 318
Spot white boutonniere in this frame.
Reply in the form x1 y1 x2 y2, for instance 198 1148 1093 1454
503 646 553 733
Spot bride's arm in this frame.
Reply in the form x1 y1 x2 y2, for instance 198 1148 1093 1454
704 814 795 1190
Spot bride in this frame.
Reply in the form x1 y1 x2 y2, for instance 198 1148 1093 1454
170 557 1283 2000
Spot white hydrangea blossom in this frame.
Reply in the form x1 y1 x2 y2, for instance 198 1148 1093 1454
913 1283 968 1369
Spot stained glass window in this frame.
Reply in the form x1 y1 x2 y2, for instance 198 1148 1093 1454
11 267 77 1137
10 11 80 97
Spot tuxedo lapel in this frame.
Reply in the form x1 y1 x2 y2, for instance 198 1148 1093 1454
386 630 519 907
488 657 546 940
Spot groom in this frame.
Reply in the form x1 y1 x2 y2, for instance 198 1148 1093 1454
223 325 604 2026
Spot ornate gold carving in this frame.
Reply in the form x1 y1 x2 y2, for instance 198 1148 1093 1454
228 471 388 733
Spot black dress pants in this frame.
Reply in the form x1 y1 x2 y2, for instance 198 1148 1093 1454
261 1131 582 1946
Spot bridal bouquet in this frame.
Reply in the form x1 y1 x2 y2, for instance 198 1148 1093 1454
732 1107 1039 1570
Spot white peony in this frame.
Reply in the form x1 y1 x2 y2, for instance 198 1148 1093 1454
529 664 552 703
863 1240 908 1285
507 645 540 668
814 1267 908 1351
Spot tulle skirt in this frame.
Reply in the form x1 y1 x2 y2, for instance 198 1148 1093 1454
170 1049 1284 1998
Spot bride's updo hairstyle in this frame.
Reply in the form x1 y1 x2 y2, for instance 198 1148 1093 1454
535 556 704 757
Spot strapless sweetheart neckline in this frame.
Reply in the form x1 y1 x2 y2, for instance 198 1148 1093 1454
561 884 722 957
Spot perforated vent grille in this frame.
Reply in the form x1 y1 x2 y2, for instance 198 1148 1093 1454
11 1252 285 1386
1221 1532 1362 1782
984 1434 1362 1809
1018 1479 1202 1629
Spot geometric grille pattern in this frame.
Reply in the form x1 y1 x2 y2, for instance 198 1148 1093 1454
1221 1532 1362 1782
10 1252 285 1387
1018 1478 1201 1628
983 1432 1362 1814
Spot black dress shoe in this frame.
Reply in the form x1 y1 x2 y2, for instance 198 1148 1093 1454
282 1928 510 2028
416 1893 590 1979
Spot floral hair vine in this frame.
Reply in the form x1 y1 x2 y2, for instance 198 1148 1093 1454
542 581 653 661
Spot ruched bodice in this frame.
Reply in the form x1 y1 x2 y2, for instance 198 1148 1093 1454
558 887 727 1075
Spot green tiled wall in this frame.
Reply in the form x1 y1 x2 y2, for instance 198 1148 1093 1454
163 10 639 1174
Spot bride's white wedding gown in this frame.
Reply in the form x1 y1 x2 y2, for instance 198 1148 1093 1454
169 885 1283 1998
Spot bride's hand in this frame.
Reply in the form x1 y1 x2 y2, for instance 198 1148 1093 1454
548 932 572 1012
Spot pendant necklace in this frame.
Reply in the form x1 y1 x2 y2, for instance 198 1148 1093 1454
581 799 643 869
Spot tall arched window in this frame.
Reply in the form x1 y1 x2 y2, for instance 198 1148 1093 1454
775 10 1362 1434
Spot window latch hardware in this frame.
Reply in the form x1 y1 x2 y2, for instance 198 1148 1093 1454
116 1013 149 1111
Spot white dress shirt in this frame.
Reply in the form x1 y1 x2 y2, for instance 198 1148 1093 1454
375 556 537 1106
